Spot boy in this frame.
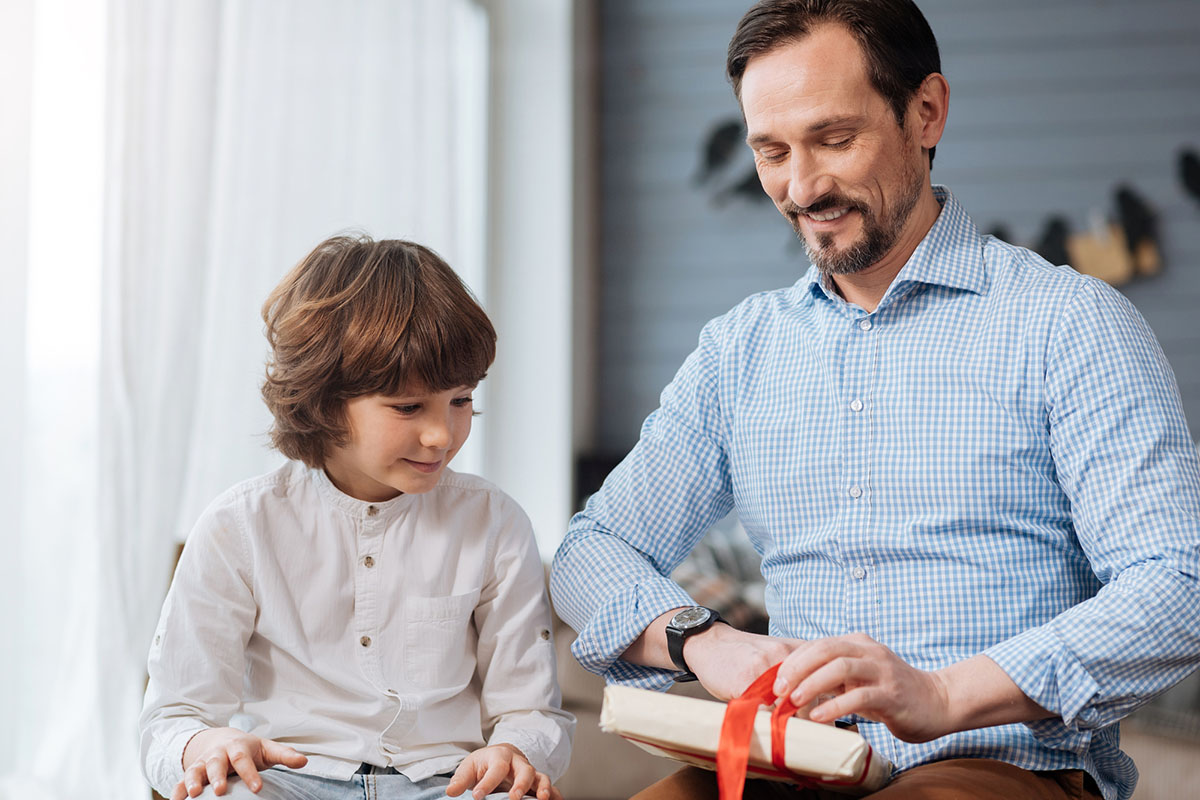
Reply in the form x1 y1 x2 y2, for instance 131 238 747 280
140 235 573 800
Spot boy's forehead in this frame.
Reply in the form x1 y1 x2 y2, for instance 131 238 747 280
376 382 477 399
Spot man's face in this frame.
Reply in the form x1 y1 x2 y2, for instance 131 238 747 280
741 25 929 277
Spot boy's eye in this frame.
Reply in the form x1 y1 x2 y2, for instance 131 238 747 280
392 404 421 415
451 396 474 408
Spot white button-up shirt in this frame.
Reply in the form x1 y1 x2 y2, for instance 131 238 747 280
141 462 573 798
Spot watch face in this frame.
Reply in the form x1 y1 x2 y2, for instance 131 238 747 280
673 607 712 630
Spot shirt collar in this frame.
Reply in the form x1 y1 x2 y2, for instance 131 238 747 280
802 185 988 305
312 465 414 520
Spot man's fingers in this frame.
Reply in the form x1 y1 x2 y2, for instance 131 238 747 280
790 655 866 706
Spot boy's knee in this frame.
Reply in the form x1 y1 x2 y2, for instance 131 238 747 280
192 772 294 800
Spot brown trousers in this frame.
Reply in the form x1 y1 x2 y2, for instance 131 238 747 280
629 760 1103 800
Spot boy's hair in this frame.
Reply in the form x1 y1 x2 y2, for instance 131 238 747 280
261 234 496 468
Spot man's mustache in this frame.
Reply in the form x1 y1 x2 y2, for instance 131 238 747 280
783 195 868 221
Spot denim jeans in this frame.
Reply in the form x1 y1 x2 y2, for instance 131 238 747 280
193 767 513 800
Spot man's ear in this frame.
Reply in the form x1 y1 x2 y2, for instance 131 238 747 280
913 72 949 152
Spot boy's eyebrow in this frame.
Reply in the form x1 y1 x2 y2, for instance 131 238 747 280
746 115 863 146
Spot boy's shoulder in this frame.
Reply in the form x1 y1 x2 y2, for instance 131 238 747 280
195 460 310 523
426 469 527 519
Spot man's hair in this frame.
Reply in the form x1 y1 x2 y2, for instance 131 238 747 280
727 0 941 165
261 234 496 468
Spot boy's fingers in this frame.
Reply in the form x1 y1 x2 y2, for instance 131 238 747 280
445 757 476 797
507 760 535 799
228 749 264 793
170 779 188 800
182 762 208 797
473 758 508 798
205 756 229 795
260 739 308 768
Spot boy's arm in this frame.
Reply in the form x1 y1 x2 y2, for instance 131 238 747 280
471 499 575 783
139 503 258 798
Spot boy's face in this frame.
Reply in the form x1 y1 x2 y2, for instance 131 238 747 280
323 384 476 502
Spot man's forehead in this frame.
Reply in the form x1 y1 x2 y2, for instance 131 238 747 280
740 25 879 131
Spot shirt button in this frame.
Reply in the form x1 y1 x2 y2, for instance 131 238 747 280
850 399 864 412
367 505 378 517
848 485 863 499
858 318 873 331
852 566 866 580
539 629 551 641
360 636 372 647
363 556 375 568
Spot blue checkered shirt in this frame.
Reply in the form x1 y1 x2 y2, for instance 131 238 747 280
550 187 1200 800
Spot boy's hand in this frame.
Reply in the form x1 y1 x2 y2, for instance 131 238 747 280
172 727 307 799
445 743 562 800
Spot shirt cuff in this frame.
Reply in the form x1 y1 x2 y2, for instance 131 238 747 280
569 576 696 690
985 624 1102 753
145 720 209 798
488 713 574 782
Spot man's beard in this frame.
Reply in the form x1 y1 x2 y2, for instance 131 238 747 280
784 163 923 277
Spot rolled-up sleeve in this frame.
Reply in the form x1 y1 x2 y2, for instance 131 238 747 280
475 498 575 780
139 501 257 797
985 278 1200 741
551 316 736 688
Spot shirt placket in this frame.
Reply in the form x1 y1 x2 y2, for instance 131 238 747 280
355 505 386 687
840 311 878 636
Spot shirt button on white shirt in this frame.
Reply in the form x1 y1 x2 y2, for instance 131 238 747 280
850 399 864 412
849 485 863 499
858 318 873 331
852 566 867 580
360 636 372 647
367 505 378 517
363 556 375 568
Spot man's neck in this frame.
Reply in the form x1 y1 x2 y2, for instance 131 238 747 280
829 189 943 312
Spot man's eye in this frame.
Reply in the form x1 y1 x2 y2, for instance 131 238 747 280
825 137 854 149
759 150 787 163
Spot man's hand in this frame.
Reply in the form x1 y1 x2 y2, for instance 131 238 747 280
445 743 562 800
683 622 806 701
771 633 1051 743
173 727 307 799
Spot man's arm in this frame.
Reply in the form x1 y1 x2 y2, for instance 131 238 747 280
550 316 742 689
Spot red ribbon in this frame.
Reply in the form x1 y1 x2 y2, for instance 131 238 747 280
716 663 818 800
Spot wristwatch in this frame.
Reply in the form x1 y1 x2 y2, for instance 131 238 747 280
665 606 723 682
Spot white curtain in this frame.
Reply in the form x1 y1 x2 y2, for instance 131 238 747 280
1 1 488 797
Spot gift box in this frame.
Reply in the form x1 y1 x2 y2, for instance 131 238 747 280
600 684 891 795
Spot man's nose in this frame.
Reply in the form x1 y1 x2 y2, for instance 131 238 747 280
786 151 834 211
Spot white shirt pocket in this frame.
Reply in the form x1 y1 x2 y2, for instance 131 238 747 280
403 588 481 691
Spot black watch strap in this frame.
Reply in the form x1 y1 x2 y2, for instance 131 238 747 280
666 606 722 682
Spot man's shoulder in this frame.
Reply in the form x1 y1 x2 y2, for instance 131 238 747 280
706 281 810 338
982 234 1095 295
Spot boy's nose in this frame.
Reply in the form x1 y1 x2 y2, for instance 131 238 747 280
420 419 452 449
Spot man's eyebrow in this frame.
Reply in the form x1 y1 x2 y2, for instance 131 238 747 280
746 115 863 146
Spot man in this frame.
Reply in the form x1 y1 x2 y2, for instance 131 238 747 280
549 1 1200 799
